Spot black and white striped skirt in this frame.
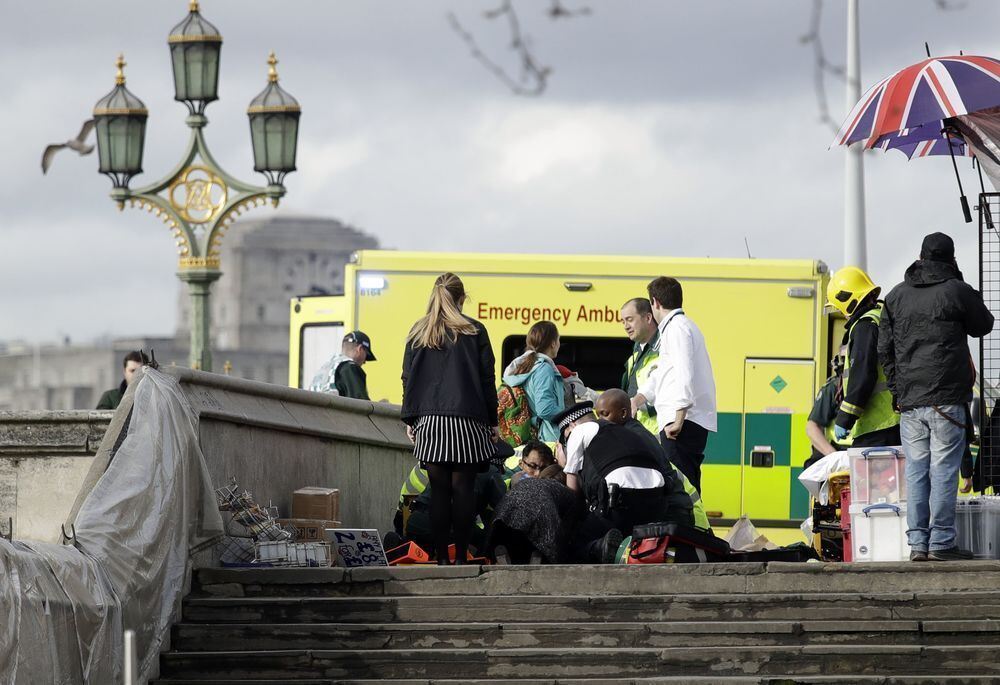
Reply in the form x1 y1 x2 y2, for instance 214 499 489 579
412 415 495 466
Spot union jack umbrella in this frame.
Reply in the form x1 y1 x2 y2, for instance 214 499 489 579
833 55 1000 149
877 129 972 159
833 54 1000 221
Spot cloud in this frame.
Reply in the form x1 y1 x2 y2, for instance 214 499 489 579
3 0 1000 344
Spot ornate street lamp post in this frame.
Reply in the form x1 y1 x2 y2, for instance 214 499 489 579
92 1 301 371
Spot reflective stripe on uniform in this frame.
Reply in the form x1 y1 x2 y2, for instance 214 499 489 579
399 465 429 501
841 401 864 417
842 304 900 439
626 338 661 433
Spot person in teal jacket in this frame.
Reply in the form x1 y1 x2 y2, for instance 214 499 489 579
502 321 565 442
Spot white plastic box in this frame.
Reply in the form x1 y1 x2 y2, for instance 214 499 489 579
850 501 908 562
955 496 1000 559
848 446 906 506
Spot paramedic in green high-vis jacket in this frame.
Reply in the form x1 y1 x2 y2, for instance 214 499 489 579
620 298 660 434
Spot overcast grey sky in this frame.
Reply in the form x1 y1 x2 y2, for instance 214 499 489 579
2 0 997 343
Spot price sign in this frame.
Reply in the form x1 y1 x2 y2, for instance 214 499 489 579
325 528 388 567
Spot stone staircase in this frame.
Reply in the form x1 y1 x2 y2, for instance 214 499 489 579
153 561 1000 684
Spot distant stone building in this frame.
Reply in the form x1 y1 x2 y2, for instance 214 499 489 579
0 215 378 410
177 215 378 353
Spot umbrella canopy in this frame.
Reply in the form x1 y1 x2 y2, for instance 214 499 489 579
891 137 971 160
876 128 971 159
833 55 1000 149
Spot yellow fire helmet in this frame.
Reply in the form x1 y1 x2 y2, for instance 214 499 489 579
827 266 880 317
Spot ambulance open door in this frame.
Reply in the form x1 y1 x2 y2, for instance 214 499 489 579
741 359 816 523
289 296 347 389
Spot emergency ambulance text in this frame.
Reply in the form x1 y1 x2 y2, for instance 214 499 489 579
476 303 622 326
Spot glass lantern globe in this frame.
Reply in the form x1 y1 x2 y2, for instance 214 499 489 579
92 54 148 190
168 0 222 114
247 52 301 188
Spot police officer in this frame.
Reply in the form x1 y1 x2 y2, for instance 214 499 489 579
309 331 376 400
556 401 694 540
594 389 711 531
826 267 901 448
620 297 660 434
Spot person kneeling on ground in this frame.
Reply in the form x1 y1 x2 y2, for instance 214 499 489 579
489 463 578 564
595 389 710 531
391 460 507 556
556 401 695 563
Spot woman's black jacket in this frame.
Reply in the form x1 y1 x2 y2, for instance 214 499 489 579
401 317 498 426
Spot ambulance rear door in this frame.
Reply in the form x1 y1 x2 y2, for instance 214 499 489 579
741 358 815 524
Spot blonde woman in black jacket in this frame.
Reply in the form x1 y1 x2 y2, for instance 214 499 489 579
402 272 499 564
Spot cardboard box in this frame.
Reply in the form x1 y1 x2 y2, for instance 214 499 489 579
278 518 342 542
292 487 340 521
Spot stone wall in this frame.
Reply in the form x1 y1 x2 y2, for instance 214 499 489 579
67 367 413 542
0 410 112 542
5 369 414 545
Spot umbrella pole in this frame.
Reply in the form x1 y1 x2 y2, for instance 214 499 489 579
946 130 973 223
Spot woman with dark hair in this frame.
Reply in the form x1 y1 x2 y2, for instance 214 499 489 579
502 321 565 442
402 273 499 564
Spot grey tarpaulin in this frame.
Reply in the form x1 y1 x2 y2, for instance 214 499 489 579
0 368 224 684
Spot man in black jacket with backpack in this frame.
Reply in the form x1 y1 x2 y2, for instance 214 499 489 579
878 232 994 562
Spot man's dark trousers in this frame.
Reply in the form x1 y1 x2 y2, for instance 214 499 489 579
660 420 709 493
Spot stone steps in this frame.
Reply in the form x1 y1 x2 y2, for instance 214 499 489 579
157 644 1000 680
181 591 1000 624
150 678 1000 685
157 563 1000 682
192 562 1000 598
170 619 1000 650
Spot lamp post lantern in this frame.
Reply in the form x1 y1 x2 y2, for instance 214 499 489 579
92 1 300 371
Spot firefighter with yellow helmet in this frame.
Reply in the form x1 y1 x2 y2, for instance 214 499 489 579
826 266 901 447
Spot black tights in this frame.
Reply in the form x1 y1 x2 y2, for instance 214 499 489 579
425 462 478 564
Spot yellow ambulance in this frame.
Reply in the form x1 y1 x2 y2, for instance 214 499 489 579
289 250 834 530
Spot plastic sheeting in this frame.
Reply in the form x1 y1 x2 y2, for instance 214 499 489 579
0 368 224 684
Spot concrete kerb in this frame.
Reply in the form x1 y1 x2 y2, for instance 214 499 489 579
195 560 1000 599
748 560 1000 594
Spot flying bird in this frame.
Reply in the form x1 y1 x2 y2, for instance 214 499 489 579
41 119 96 174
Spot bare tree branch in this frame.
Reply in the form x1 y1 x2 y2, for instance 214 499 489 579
802 0 967 135
448 0 590 97
800 0 847 134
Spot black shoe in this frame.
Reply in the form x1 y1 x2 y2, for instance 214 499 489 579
599 528 624 564
493 545 511 565
909 550 928 562
928 547 974 561
383 531 405 550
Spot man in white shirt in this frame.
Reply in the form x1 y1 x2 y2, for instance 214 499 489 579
631 277 717 493
554 401 694 558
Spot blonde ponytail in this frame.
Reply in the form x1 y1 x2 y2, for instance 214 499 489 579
407 273 477 349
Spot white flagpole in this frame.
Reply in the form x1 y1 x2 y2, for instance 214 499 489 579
844 0 867 270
